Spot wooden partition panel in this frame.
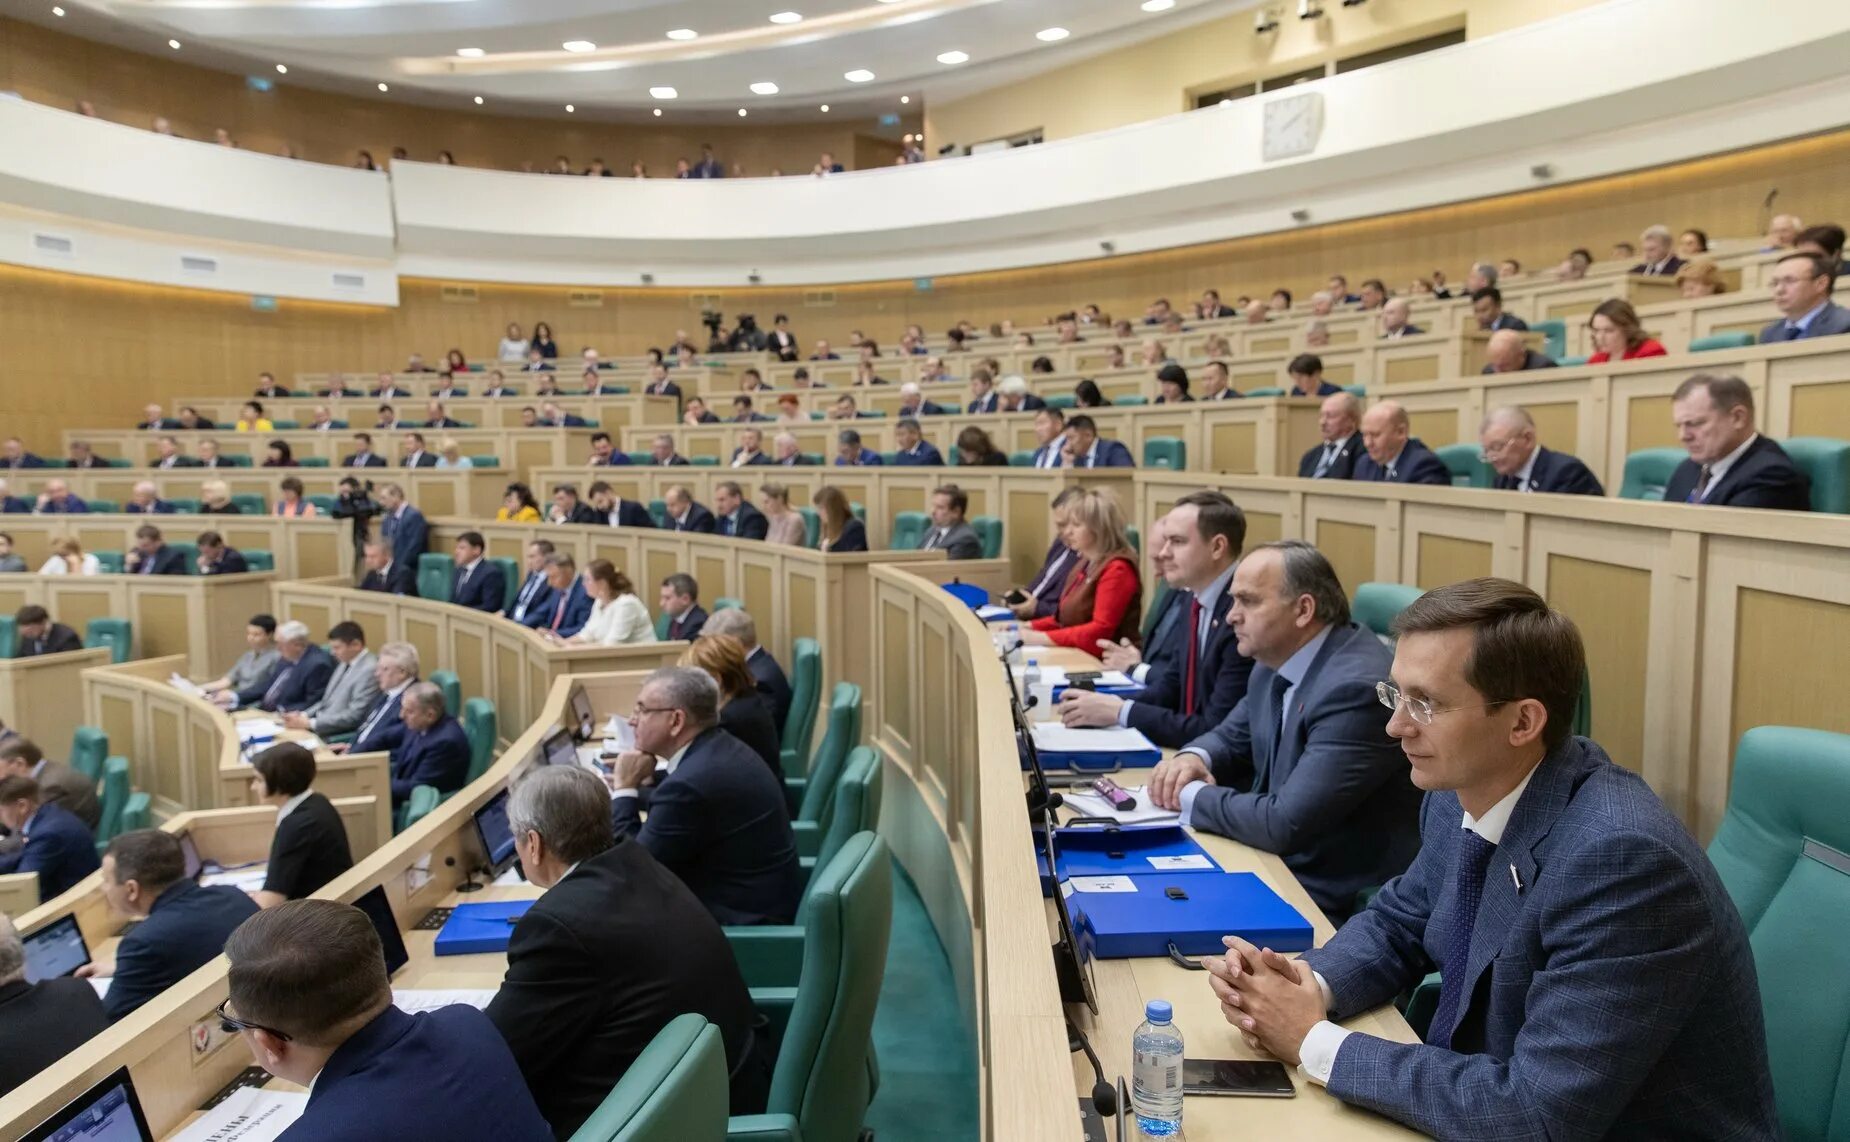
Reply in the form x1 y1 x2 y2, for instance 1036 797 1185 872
0 467 507 522
0 518 344 583
165 393 677 434
0 573 274 676
0 647 112 761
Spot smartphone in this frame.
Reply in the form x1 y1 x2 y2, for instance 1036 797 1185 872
1003 588 1029 606
1181 1058 1296 1098
1066 671 1103 685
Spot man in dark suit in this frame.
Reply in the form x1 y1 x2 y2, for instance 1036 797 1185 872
359 539 418 595
1060 493 1255 748
1148 541 1420 919
399 432 438 468
0 776 98 903
225 621 334 713
487 767 769 1134
1479 329 1557 374
1298 393 1366 479
153 436 200 469
1471 286 1529 332
0 913 110 1098
649 434 692 467
966 369 999 414
587 482 654 528
1480 407 1603 495
343 432 389 467
0 738 99 830
505 540 559 628
608 668 804 925
729 396 773 425
702 610 791 730
138 403 175 431
1663 373 1812 510
834 429 883 467
1377 298 1422 339
1286 354 1343 399
449 531 507 613
539 401 590 428
712 481 768 540
66 442 108 470
539 554 594 639
729 427 773 467
1213 580 1778 1140
1 439 46 470
13 605 81 657
196 530 250 575
1629 224 1685 276
643 364 682 401
32 478 88 514
547 482 600 525
892 418 945 466
1352 401 1452 485
1029 407 1067 469
378 483 429 563
125 524 189 575
663 486 717 533
223 900 553 1141
423 403 464 430
1760 251 1850 343
767 315 799 362
1061 415 1136 468
918 485 983 560
896 384 950 419
83 829 257 1020
387 681 470 808
587 432 629 467
660 574 707 641
124 481 177 514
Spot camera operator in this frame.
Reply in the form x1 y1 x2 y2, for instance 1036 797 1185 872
330 477 380 573
728 314 766 353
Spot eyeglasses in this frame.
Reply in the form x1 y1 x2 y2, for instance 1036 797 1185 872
1375 681 1503 726
215 998 292 1042
630 704 678 719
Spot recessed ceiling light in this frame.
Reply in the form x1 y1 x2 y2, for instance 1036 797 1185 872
565 104 575 112
737 108 748 117
1036 27 1070 41
936 50 969 64
844 69 875 83
377 82 390 92
653 108 662 116
900 95 910 104
168 38 181 49
666 28 697 40
819 103 830 112
750 81 779 95
649 86 678 99
456 47 485 57
51 6 65 15
769 11 802 24
1141 0 1176 10
562 40 595 53
473 95 484 104
275 64 288 74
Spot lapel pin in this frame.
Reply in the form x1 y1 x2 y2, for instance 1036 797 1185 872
1509 864 1522 892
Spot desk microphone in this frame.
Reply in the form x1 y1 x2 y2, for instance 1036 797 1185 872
1068 1020 1118 1117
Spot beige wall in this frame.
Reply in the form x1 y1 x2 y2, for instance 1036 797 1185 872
925 0 1604 149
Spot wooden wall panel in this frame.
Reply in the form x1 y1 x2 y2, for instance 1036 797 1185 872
1315 520 1377 598
1729 590 1850 745
1545 555 1651 770
1415 535 1493 590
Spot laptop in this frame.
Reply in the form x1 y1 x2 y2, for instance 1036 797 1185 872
568 684 596 742
19 1065 154 1142
352 885 410 978
471 789 520 879
542 726 579 769
21 914 91 983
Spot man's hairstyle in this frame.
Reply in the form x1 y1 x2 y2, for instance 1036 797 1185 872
135 524 163 542
225 900 391 1047
354 432 373 446
457 530 485 550
1393 578 1585 750
14 604 48 627
1777 250 1834 284
1173 491 1247 558
104 828 185 890
1256 539 1350 625
251 742 317 798
839 429 863 447
276 620 311 644
1288 353 1323 376
196 530 225 549
328 620 365 644
589 431 611 445
896 417 922 433
1067 414 1098 435
552 482 579 498
1471 286 1503 306
1641 224 1672 242
1037 405 1067 425
701 607 757 646
1480 405 1537 434
1470 261 1499 286
715 480 743 498
933 484 969 515
403 680 445 717
662 572 698 601
645 665 721 729
507 765 614 865
1672 372 1755 415
587 480 614 498
545 552 577 572
0 737 43 766
0 775 39 805
1795 223 1844 258
377 640 419 676
527 539 556 556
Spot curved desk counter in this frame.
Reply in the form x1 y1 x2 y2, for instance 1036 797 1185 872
0 570 278 676
0 647 114 775
167 393 678 434
76 427 605 481
1 466 510 521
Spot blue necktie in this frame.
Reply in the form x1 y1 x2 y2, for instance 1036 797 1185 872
1783 323 1803 341
1427 830 1499 1049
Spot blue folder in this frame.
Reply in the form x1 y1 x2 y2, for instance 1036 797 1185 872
1053 824 1221 879
432 900 534 956
1067 872 1314 958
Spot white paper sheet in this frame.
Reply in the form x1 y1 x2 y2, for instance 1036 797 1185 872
169 674 206 697
1068 875 1139 894
235 719 285 743
169 1088 307 1142
200 865 269 892
1030 723 1157 755
491 866 525 887
975 604 1013 621
89 976 110 999
393 988 499 1013
1010 664 1136 689
1059 786 1182 825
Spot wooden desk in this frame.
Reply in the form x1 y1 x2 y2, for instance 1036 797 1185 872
0 647 113 766
0 572 275 678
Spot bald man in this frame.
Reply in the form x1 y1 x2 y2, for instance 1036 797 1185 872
1480 407 1604 495
1378 298 1422 340
1352 401 1450 484
1480 330 1558 374
1298 393 1366 480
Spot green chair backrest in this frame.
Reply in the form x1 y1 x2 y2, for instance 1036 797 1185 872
83 618 131 663
850 502 866 522
243 550 275 571
1689 331 1756 352
878 452 898 466
1126 525 1140 556
1559 354 1590 367
804 748 885 910
1531 319 1568 360
653 611 671 641
1341 383 1368 398
471 455 500 468
95 755 132 845
1706 726 1850 1142
0 616 14 659
223 454 254 467
1139 582 1172 645
627 452 654 466
119 792 151 835
756 832 892 1142
797 682 861 825
971 516 1003 559
1008 450 1035 467
690 457 720 467
1352 582 1424 640
416 553 453 601
298 457 330 468
797 507 821 549
797 453 824 466
1112 395 1148 407
1780 437 1850 514
229 493 266 515
648 499 668 527
429 670 462 718
1141 437 1186 470
305 494 337 514
167 543 199 574
1618 448 1688 501
780 639 823 772
1044 394 1077 409
169 498 203 514
462 698 497 785
270 420 299 430
86 500 119 513
1246 386 1286 397
69 728 107 783
712 597 742 613
889 511 927 552
567 1014 728 1142
398 784 441 833
489 556 520 610
104 457 133 469
91 550 126 573
1434 443 1493 488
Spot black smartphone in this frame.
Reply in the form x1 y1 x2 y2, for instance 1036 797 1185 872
1181 1058 1296 1098
1066 671 1103 684
1003 588 1029 605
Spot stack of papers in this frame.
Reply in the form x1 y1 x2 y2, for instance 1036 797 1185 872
1030 724 1157 753
392 988 499 1013
236 719 285 743
169 674 206 697
201 866 270 892
1010 664 1137 689
171 1088 306 1142
1060 785 1181 825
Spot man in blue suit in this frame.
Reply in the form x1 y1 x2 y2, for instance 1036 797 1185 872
197 530 250 574
966 369 1000 414
1030 408 1067 469
84 829 257 1021
586 482 653 529
1298 393 1366 479
223 899 552 1141
663 486 717 533
712 482 768 540
125 481 177 514
505 540 559 628
0 776 98 903
1663 374 1811 510
2 439 46 470
608 668 804 926
896 384 950 419
377 483 428 564
1352 401 1451 485
359 539 418 595
1470 286 1529 332
1149 541 1420 919
1288 354 1344 398
1207 579 1778 1140
643 364 682 401
660 575 707 641
834 429 883 467
1061 416 1136 468
32 479 88 514
1760 250 1850 342
387 682 470 808
226 621 334 713
448 531 507 614
126 524 189 575
1479 407 1603 495
892 418 945 466
538 554 594 638
337 642 418 757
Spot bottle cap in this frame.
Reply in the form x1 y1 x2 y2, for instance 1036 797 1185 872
1146 999 1172 1023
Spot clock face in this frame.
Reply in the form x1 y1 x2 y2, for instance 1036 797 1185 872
1262 91 1323 162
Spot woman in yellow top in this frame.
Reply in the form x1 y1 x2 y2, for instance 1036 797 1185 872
496 482 542 523
237 400 275 432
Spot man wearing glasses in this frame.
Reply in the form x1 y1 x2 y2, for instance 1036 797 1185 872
1478 406 1603 495
1147 540 1420 921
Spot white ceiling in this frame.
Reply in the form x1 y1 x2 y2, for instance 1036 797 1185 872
13 0 1260 124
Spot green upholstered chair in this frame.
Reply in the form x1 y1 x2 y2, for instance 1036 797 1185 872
223 455 254 467
850 502 866 522
566 1014 729 1142
628 452 654 466
691 457 720 467
470 455 500 468
416 553 453 601
653 611 672 641
1689 331 1756 352
1044 394 1077 410
779 638 823 782
271 420 300 430
789 682 860 849
169 498 203 514
1141 437 1186 470
712 598 743 613
90 551 126 574
1559 354 1590 368
86 499 119 513
0 616 13 659
1126 525 1140 556
166 542 199 574
1531 319 1568 360
69 727 108 783
970 516 1003 559
797 507 821 549
94 756 132 849
306 494 336 514
1342 384 1367 398
1008 450 1035 467
1618 448 1688 501
648 499 668 528
489 556 520 610
462 697 497 785
119 791 152 834
877 452 898 466
396 784 442 833
1112 395 1149 407
1706 726 1850 1142
1139 583 1171 646
83 618 132 663
796 453 824 466
1352 582 1424 640
1246 386 1286 397
726 832 891 1142
1781 437 1850 513
889 511 927 551
1434 444 1493 488
103 457 133 469
230 493 267 515
243 550 275 571
430 670 462 718
299 457 330 468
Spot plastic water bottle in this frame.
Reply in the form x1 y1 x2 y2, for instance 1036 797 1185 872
1132 999 1184 1137
1022 657 1042 706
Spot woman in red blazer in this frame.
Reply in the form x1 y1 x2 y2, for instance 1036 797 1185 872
1586 298 1667 363
1018 488 1142 650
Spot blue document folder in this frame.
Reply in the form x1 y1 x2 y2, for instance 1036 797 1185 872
432 900 534 956
1052 824 1221 879
1067 872 1314 958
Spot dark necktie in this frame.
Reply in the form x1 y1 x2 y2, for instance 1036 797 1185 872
1427 830 1499 1049
1783 323 1803 341
1182 597 1204 715
1687 466 1713 503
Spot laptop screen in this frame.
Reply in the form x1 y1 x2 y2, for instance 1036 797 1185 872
569 685 596 741
352 885 410 978
22 914 90 983
19 1066 154 1142
543 727 579 769
180 833 203 882
472 789 519 877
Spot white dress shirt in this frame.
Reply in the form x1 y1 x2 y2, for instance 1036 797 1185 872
1692 433 1759 501
275 790 312 823
1507 447 1541 493
611 739 692 800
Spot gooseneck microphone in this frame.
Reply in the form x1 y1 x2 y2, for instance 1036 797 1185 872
1069 1020 1118 1117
